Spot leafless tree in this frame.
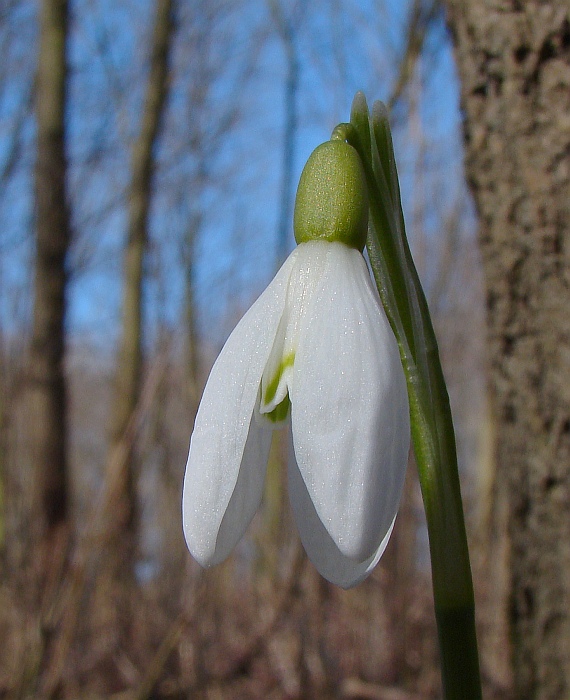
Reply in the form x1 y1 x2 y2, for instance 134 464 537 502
268 0 307 266
106 0 175 570
28 0 71 580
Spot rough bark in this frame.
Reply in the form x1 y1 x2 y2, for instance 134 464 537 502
29 0 70 558
106 0 174 553
444 2 570 698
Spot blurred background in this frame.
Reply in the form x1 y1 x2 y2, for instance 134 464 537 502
2 0 568 698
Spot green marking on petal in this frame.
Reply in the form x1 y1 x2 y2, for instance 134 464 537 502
263 352 295 406
265 394 291 424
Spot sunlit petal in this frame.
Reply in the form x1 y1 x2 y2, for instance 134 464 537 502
290 242 409 562
182 251 297 566
289 453 395 588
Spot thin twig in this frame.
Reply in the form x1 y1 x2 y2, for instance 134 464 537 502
129 543 305 700
387 0 441 112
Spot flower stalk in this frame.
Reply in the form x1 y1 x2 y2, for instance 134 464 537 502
335 92 481 700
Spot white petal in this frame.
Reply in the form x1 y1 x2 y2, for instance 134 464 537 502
259 240 330 419
289 453 395 588
290 242 409 563
182 251 298 567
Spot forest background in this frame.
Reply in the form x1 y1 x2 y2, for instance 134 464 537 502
1 0 568 698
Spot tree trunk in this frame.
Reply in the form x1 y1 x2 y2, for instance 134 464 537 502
29 0 70 567
106 0 174 558
444 3 570 698
270 0 302 267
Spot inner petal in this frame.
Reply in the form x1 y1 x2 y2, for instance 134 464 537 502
261 349 295 414
257 311 295 427
258 241 331 426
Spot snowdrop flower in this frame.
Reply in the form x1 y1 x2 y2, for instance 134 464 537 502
183 140 410 588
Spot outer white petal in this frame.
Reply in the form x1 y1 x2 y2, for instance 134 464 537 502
289 453 395 588
290 242 410 563
182 250 297 567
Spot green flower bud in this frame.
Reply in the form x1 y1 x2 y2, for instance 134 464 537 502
294 140 368 251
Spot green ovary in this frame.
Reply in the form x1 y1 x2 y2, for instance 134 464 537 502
293 140 368 251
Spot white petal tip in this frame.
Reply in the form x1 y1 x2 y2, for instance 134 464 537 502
182 517 215 568
182 522 229 569
335 534 380 563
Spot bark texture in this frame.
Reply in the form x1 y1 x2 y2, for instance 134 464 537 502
30 0 70 550
107 0 174 548
444 2 570 698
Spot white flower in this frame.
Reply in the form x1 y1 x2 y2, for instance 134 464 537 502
182 238 410 588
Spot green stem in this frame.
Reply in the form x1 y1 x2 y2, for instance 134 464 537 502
338 93 481 700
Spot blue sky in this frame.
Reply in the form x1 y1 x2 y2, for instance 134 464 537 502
0 0 468 356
